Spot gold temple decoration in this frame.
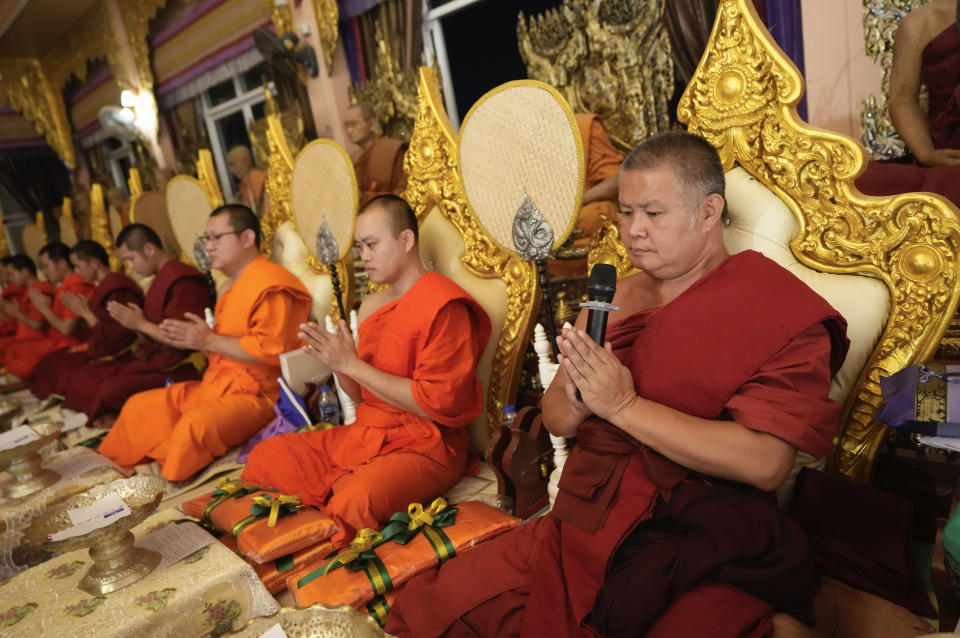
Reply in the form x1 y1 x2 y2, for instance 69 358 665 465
261 107 297 259
196 149 225 209
404 67 540 435
859 0 931 159
517 0 674 153
655 0 960 484
0 59 76 168
128 168 144 201
90 184 121 271
587 221 639 280
249 87 305 180
0 214 8 258
312 0 340 75
349 19 419 141
265 0 295 37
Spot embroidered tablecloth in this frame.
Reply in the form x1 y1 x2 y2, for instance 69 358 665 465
0 509 279 637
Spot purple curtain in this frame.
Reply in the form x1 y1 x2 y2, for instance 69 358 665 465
764 0 808 121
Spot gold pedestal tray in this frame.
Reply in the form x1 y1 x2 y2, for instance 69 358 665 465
0 419 62 499
228 603 392 637
22 475 167 595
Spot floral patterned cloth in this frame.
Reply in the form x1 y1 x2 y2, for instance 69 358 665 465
0 509 279 637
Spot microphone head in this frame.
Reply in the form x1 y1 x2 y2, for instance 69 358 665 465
587 263 617 303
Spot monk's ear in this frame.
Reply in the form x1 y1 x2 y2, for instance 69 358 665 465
699 193 725 230
400 228 416 252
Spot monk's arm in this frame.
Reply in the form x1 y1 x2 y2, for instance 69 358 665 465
35 302 78 336
341 358 427 417
207 289 311 365
582 176 619 205
7 300 44 331
205 332 267 365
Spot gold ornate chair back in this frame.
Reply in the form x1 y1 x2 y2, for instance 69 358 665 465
58 197 78 246
260 111 353 323
166 150 225 272
129 169 181 257
406 69 583 455
590 0 960 485
89 184 121 271
517 0 674 153
20 212 47 262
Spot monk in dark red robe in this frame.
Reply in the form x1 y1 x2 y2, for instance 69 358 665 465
3 243 96 380
243 195 490 544
29 240 143 399
0 255 55 367
0 256 26 338
99 206 311 481
55 224 211 427
386 132 850 638
856 0 960 207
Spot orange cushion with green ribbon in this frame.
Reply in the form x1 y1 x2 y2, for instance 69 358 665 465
181 477 339 564
287 499 519 609
217 533 335 594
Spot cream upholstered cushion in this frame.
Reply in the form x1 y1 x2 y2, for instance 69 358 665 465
272 220 334 323
21 224 45 261
723 167 889 406
59 217 78 246
418 206 508 455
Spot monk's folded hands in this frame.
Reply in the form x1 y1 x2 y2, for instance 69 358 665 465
558 328 636 423
298 320 358 374
159 313 213 350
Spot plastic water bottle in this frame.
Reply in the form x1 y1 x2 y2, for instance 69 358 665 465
317 385 341 425
501 404 517 429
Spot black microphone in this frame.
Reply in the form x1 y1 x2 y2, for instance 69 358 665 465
574 263 618 402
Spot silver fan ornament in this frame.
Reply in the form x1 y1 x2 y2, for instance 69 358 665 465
511 188 554 262
315 218 340 265
193 237 212 272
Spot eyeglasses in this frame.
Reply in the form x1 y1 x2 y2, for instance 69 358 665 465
198 230 243 244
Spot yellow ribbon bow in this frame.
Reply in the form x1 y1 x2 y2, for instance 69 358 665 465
339 528 384 565
216 477 247 496
251 494 301 528
407 497 448 531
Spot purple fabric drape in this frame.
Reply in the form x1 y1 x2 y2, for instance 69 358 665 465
764 0 808 121
340 0 387 20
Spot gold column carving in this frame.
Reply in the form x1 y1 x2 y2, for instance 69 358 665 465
677 0 960 483
262 110 297 259
859 0 931 159
349 19 418 140
312 0 339 75
517 0 674 152
90 184 121 271
404 67 540 434
265 0 295 36
0 59 76 168
196 150 225 209
128 168 144 200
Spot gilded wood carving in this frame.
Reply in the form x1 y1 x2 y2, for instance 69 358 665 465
517 0 674 153
90 184 121 272
403 67 540 435
670 0 960 483
312 0 339 76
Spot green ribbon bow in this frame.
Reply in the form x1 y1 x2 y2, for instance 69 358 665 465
230 493 302 537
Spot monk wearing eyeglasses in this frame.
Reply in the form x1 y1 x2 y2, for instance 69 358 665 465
99 205 311 482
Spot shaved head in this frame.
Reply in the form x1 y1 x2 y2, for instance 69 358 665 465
116 223 163 253
358 194 418 242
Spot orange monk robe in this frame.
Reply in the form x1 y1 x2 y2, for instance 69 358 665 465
243 272 491 543
0 280 55 365
0 284 25 337
354 137 409 207
239 168 267 213
99 256 311 481
3 274 96 380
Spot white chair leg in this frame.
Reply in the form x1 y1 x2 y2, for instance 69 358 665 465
324 315 358 424
534 322 571 507
349 309 359 341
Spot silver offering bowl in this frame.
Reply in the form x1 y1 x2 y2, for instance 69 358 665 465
229 603 393 637
22 475 167 595
0 420 62 499
0 398 20 431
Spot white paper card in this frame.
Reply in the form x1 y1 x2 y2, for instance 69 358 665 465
48 449 127 479
67 492 128 525
0 425 39 451
60 409 89 433
137 521 216 572
258 624 290 638
50 498 132 541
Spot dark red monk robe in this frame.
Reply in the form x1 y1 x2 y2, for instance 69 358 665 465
242 272 491 543
856 24 960 207
385 250 849 638
28 273 143 399
58 260 211 422
0 280 55 364
3 274 96 380
0 284 25 337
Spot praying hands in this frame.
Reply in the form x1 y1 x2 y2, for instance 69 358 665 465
299 319 358 375
159 312 214 350
107 300 147 332
557 327 637 423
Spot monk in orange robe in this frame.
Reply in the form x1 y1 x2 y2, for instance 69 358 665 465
385 133 850 637
345 103 408 206
28 241 143 399
228 146 267 214
549 113 624 277
99 205 311 481
0 255 55 366
243 195 491 543
55 224 211 428
0 256 26 338
3 242 96 380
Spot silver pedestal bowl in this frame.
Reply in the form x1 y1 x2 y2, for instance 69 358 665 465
228 603 393 637
0 420 62 499
22 475 167 595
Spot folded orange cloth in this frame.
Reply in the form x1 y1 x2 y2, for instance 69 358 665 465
287 500 519 609
217 534 335 594
181 479 339 563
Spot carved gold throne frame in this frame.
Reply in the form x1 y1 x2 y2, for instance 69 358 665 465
592 0 960 485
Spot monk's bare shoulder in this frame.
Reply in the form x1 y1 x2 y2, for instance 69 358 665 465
356 287 392 324
899 0 955 45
